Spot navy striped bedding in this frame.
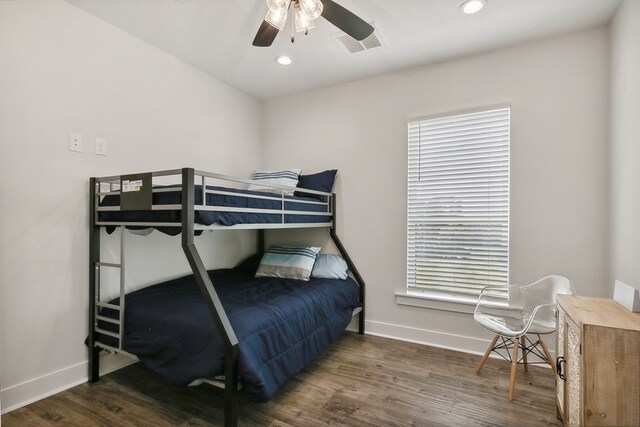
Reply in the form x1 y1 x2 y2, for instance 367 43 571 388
99 185 330 235
98 267 360 401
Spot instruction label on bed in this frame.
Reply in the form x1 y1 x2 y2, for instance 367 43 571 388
120 173 152 211
122 179 143 192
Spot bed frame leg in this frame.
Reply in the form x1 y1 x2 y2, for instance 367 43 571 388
89 347 101 382
224 345 240 427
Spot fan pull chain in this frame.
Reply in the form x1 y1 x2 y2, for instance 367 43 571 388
291 3 295 43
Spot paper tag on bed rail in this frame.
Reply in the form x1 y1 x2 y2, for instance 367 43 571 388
122 180 143 192
120 173 152 211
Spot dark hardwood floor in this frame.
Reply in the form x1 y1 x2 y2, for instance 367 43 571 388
2 333 561 426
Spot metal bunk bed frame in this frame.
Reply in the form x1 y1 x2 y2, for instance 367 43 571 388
87 167 365 427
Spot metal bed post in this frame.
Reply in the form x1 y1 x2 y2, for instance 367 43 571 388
88 178 101 382
180 168 240 427
329 194 366 335
258 229 265 255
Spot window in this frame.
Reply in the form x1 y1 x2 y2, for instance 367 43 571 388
407 107 510 299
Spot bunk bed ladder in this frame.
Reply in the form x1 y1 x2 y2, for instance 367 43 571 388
93 226 126 349
89 178 128 383
181 168 240 427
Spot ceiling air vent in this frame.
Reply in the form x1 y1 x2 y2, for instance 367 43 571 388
333 23 384 55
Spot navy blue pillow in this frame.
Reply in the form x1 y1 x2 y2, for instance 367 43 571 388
294 169 337 201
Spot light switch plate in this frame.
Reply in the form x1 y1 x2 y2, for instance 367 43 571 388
95 137 107 156
69 133 82 152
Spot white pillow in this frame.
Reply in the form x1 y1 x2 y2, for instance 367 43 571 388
248 169 301 196
311 254 349 280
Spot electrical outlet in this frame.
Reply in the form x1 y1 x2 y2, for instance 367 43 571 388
95 137 107 156
69 133 82 152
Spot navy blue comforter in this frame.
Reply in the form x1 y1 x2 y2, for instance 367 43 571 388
99 185 330 235
100 268 360 401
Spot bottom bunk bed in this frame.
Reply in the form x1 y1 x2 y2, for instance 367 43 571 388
97 264 361 402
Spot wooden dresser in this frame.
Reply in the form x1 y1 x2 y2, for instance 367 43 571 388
556 295 640 426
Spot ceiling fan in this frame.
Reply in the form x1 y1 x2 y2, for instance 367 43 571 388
252 0 374 47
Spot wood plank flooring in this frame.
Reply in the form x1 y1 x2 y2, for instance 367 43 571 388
2 333 561 426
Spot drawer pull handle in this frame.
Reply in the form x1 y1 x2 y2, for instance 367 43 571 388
556 356 566 381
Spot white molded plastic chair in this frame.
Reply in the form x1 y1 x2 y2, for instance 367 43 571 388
474 275 573 400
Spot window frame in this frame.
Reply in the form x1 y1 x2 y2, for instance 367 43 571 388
405 104 511 303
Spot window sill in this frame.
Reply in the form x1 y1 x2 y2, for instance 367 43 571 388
395 291 478 314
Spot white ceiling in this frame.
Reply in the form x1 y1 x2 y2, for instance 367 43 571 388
67 0 621 100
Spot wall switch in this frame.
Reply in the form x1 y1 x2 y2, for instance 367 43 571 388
69 133 82 152
95 137 107 156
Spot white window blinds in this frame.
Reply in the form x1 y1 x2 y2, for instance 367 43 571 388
407 107 510 298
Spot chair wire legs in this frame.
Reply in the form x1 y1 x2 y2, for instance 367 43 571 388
521 336 528 372
476 334 555 400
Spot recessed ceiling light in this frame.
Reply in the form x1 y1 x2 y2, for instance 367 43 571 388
460 0 485 15
275 55 292 65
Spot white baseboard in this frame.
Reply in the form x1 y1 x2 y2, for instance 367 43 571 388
364 319 493 356
0 353 136 415
0 361 88 416
351 318 513 357
363 319 555 364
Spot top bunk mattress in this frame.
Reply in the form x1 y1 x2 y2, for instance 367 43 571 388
98 185 331 233
97 267 360 402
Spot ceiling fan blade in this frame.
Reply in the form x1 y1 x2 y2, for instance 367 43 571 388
252 20 280 47
321 0 374 41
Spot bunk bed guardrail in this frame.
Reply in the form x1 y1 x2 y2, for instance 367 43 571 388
88 167 365 427
94 168 334 230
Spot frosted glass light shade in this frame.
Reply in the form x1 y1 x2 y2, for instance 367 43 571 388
298 0 323 20
294 3 315 33
265 0 290 31
266 0 288 11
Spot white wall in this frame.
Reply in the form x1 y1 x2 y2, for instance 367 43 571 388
0 0 261 412
263 28 611 352
610 0 640 290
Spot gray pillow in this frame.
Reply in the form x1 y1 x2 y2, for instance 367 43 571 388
311 254 348 280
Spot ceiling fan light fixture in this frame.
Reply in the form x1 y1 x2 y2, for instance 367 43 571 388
460 0 485 15
252 0 374 48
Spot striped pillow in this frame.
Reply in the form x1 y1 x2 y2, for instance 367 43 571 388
248 169 301 195
255 245 321 281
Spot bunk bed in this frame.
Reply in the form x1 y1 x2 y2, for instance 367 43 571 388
88 168 365 427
